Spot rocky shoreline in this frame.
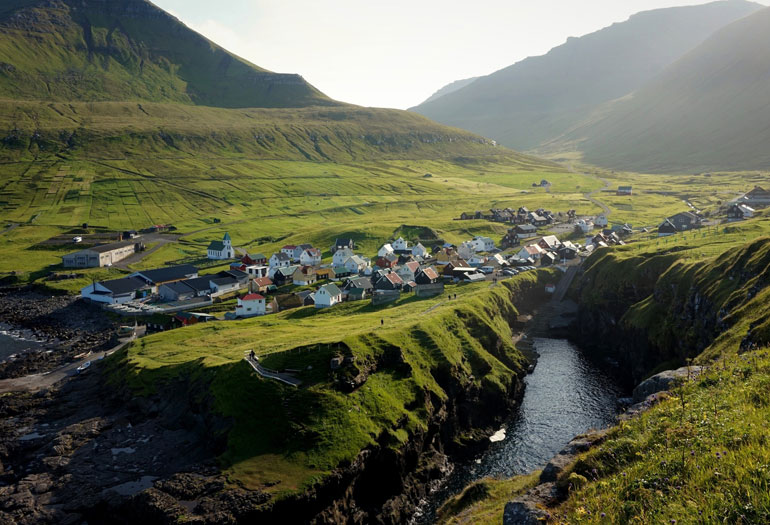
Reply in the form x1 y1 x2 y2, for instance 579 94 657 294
0 287 117 379
0 282 552 524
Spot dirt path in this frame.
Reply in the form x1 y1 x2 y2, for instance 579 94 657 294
0 329 145 394
569 164 612 217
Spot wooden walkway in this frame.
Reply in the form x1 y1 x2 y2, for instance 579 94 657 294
244 354 302 387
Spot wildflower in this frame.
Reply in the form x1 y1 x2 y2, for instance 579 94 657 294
601 513 607 518
690 450 695 456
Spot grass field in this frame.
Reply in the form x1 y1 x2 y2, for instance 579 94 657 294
1 152 761 287
106 270 556 495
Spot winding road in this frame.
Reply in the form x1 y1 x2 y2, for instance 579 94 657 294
569 164 612 217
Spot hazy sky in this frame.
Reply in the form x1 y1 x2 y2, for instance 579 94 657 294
153 0 767 109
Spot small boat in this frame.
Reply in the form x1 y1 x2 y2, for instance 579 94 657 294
76 361 91 374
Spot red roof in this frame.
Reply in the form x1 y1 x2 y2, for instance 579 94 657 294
305 248 321 256
421 267 439 280
282 245 297 250
406 261 420 272
385 273 404 285
254 277 273 287
242 293 265 301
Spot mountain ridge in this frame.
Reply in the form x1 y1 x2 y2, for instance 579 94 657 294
553 5 770 172
410 0 763 153
0 0 338 108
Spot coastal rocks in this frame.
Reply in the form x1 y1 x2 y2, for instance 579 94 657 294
632 366 703 403
0 288 116 378
540 429 610 483
502 482 559 525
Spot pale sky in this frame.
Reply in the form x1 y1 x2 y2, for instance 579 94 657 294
153 0 767 109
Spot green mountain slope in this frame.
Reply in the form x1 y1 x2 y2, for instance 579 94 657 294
557 6 770 172
0 0 335 108
410 0 762 151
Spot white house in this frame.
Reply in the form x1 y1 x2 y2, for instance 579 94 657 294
395 261 421 282
242 265 269 279
207 232 235 260
269 252 292 269
517 244 545 261
210 277 242 296
81 277 149 305
471 236 495 252
315 283 343 308
299 248 322 267
292 244 313 262
235 293 266 317
457 242 475 261
378 243 394 257
281 245 296 259
489 253 507 267
392 237 409 251
595 214 609 228
332 247 354 267
468 254 487 267
344 255 368 275
577 219 594 234
411 243 428 258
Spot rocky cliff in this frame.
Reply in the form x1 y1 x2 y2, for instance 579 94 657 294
0 275 556 524
573 236 770 383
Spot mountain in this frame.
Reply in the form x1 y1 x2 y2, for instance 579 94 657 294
0 0 520 163
0 0 335 108
410 1 763 152
418 76 478 105
554 6 770 172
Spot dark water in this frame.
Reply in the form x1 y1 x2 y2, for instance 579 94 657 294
0 331 41 361
413 337 623 523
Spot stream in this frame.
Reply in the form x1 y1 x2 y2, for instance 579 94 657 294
414 337 623 524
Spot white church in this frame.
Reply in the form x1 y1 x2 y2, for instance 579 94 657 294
208 232 235 260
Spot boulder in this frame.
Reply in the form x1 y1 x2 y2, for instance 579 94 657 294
632 366 703 403
502 482 558 525
540 429 609 483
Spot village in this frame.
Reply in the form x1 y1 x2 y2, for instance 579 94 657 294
56 185 770 331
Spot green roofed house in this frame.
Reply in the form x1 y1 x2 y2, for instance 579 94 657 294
208 232 235 260
315 283 343 308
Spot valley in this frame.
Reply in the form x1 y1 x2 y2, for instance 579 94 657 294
1 0 770 523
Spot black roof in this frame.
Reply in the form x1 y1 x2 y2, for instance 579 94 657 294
134 264 197 284
211 276 238 286
334 238 354 246
516 224 536 231
84 241 135 254
345 277 373 290
182 276 213 292
222 269 248 280
273 252 290 261
99 277 148 294
161 281 196 295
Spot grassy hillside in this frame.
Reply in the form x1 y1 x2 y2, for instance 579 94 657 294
108 272 555 497
0 0 334 108
557 6 770 172
438 215 770 524
411 1 761 151
0 99 508 162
